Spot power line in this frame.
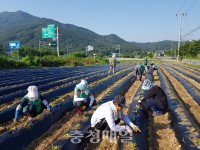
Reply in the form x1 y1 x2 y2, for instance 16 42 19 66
186 0 199 12
177 0 188 14
181 25 200 38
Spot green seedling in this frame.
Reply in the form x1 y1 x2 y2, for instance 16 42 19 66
72 123 81 130
82 116 89 121
11 126 16 130
193 138 200 145
63 133 71 138
133 104 142 115
128 142 137 149
189 127 196 133
52 145 61 150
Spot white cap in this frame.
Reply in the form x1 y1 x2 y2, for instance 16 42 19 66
27 85 39 100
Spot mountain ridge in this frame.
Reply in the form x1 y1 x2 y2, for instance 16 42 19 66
0 11 177 53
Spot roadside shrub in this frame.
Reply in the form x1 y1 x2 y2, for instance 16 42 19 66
82 57 100 66
40 55 64 67
0 56 27 69
66 52 86 58
21 55 36 66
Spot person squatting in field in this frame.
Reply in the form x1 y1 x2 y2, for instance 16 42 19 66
138 79 168 116
14 85 51 122
91 95 141 140
108 54 117 75
73 79 96 115
134 64 147 81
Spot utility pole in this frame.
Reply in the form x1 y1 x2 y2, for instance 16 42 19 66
56 26 60 57
177 13 186 62
116 44 120 57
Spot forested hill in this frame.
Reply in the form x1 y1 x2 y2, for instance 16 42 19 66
0 11 177 52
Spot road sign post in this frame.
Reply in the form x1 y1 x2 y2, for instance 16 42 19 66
9 41 20 60
41 24 59 57
42 24 55 38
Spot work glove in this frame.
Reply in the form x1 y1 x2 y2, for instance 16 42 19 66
14 109 20 123
47 106 51 112
13 118 18 123
125 125 133 134
138 100 142 104
83 98 88 103
87 106 92 111
45 104 51 112
131 124 141 133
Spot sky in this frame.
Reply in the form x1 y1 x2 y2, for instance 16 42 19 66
0 0 200 43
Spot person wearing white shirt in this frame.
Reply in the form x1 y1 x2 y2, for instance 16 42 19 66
91 95 141 133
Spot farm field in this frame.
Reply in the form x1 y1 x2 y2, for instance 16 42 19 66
0 62 200 150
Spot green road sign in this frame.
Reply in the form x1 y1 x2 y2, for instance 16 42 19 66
42 24 55 38
48 41 57 47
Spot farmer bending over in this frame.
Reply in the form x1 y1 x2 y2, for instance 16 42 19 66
91 95 141 137
134 64 146 81
14 85 51 122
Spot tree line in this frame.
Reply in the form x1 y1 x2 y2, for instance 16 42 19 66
165 40 200 59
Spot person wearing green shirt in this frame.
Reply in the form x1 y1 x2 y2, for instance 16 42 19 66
14 85 51 122
73 80 96 115
134 64 146 81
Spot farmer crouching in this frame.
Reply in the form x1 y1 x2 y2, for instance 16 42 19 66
73 80 96 115
91 95 141 141
139 79 168 116
14 85 51 122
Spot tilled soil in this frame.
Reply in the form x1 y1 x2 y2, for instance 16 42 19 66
2 63 199 150
147 73 181 150
160 66 200 125
26 72 132 150
0 70 128 135
91 72 181 150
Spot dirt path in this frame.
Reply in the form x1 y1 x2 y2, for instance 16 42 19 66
160 66 200 125
94 80 141 150
164 65 200 91
147 72 181 150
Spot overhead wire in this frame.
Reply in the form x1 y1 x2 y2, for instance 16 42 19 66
177 0 200 41
185 0 199 13
177 0 188 14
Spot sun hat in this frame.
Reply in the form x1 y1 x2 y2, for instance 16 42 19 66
27 85 39 100
142 79 154 90
113 95 128 108
76 80 90 94
76 80 88 90
153 65 158 70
